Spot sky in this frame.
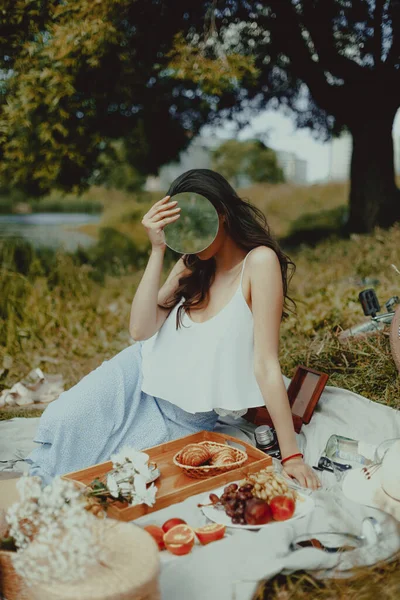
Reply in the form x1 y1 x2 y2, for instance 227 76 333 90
204 108 400 183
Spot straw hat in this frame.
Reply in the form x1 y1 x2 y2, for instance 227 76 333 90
28 519 160 600
390 305 400 374
342 439 400 521
0 508 33 600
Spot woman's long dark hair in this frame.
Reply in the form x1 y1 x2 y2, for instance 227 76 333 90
161 169 295 328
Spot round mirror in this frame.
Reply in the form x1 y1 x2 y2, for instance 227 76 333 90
163 192 219 254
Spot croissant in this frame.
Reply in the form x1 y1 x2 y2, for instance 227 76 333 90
210 447 236 466
179 444 211 467
206 444 223 458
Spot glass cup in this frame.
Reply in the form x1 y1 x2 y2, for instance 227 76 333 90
374 438 400 463
289 531 365 553
330 458 350 484
289 517 382 553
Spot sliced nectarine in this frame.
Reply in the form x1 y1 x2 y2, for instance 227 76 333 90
194 523 226 545
163 524 195 556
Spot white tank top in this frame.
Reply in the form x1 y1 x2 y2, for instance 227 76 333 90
140 248 266 415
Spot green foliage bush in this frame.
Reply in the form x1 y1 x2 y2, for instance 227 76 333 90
212 139 284 187
76 227 148 281
0 231 148 346
0 191 102 214
29 198 103 214
91 140 146 194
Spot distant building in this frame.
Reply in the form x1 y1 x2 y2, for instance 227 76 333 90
295 158 308 184
144 137 219 192
145 136 309 190
329 132 400 181
275 151 308 184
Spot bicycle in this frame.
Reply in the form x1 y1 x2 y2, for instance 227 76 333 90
339 289 400 373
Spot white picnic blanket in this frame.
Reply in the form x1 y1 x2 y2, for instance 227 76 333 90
1 382 400 600
134 383 400 600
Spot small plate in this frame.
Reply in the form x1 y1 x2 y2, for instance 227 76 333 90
147 464 160 484
200 482 315 530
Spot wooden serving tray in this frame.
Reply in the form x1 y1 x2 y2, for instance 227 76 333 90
63 430 271 522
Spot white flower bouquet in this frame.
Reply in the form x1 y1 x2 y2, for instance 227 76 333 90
0 475 105 589
85 446 160 510
0 447 160 594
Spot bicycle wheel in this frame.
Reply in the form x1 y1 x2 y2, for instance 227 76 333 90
389 305 400 374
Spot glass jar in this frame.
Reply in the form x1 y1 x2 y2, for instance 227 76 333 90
289 517 382 553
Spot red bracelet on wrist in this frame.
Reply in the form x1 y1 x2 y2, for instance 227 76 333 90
281 453 304 465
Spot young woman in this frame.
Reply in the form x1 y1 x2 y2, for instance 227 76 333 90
25 169 320 490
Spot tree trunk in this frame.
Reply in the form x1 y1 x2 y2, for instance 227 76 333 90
347 113 400 233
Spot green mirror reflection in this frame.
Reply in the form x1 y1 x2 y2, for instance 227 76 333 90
164 192 219 254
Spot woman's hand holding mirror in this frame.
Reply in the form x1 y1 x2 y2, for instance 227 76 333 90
141 195 181 250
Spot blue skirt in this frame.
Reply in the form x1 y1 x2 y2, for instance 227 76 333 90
25 342 219 485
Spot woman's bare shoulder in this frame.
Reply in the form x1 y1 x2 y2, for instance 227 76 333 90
247 246 279 268
246 247 281 291
247 247 283 313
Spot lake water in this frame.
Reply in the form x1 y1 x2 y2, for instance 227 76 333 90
0 213 100 251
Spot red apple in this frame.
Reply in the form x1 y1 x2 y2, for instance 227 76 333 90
244 498 272 525
161 518 187 533
270 496 296 521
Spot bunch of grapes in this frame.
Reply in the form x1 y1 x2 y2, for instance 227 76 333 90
209 483 254 525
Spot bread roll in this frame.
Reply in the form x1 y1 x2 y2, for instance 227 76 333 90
206 444 223 458
179 444 211 467
210 447 236 466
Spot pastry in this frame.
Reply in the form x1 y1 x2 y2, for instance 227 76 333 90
179 444 211 467
206 444 223 458
210 447 236 466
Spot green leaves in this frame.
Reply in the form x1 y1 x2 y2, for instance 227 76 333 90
167 32 259 96
211 139 284 187
0 1 217 196
0 0 138 194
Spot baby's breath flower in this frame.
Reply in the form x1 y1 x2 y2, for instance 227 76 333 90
6 475 105 586
106 473 119 498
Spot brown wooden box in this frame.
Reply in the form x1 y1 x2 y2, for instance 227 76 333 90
63 430 272 521
244 365 329 433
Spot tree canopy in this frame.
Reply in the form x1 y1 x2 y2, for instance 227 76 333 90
169 0 400 232
0 1 233 196
1 1 399 232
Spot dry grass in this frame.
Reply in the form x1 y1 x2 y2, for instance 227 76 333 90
1 181 399 404
1 181 399 599
0 407 44 421
252 555 400 600
77 181 349 242
279 224 400 408
243 181 349 238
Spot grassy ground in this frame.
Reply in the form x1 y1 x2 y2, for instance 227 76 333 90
1 181 399 405
0 181 399 597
